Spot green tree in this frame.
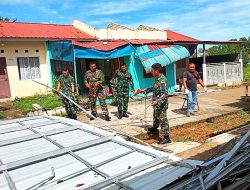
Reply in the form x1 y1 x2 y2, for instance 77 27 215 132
0 17 17 22
207 37 250 64
239 37 248 41
0 17 10 22
207 46 220 56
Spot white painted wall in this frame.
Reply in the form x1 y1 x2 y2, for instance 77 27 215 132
73 20 96 37
1 41 50 98
73 20 167 40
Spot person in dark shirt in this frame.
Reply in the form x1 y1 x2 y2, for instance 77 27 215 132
183 63 207 117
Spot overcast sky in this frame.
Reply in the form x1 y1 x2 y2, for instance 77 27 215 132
0 0 249 40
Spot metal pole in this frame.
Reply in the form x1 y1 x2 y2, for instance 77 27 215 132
73 47 78 93
239 45 244 81
203 44 206 64
202 44 207 86
32 80 151 147
198 173 206 190
223 62 227 84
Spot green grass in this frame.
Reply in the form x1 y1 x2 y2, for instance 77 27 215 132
0 111 6 119
237 110 250 122
12 94 63 115
244 64 250 82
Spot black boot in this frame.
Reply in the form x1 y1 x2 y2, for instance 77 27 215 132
158 134 171 144
147 127 158 135
90 113 97 120
123 111 129 118
118 112 123 119
72 113 77 120
105 115 111 121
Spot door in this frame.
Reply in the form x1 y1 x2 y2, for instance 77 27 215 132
0 58 11 98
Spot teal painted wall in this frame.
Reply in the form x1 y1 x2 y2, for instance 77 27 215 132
166 63 176 92
45 42 53 87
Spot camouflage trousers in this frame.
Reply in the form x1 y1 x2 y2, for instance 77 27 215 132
152 106 169 135
117 90 129 112
89 87 109 116
111 85 118 104
61 95 76 118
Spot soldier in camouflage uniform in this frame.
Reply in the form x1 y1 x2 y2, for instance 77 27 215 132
84 62 111 121
144 63 171 144
113 64 134 119
110 78 118 106
56 68 77 120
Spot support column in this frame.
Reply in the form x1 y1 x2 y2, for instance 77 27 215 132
202 44 207 86
239 45 243 81
174 63 177 86
45 42 53 87
73 48 79 93
196 46 198 58
223 62 227 84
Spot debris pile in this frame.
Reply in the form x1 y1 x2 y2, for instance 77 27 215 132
165 129 250 190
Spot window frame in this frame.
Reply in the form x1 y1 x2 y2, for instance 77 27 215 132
16 56 41 80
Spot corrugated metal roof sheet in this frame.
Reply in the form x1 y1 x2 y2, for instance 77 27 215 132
0 116 202 190
73 38 245 53
147 44 171 51
0 22 96 40
72 40 169 52
138 45 190 73
72 40 128 51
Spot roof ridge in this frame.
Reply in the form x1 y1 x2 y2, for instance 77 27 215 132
0 21 73 26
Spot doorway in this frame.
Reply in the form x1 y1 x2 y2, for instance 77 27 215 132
0 58 11 98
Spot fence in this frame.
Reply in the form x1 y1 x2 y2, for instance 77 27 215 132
205 62 242 85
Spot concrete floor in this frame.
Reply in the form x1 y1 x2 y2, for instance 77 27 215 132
77 86 250 157
78 86 249 136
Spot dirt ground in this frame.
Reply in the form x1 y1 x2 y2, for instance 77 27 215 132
0 101 23 118
135 111 250 143
177 125 250 160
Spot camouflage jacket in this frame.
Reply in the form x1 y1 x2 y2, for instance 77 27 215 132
58 74 75 96
146 74 168 108
113 69 134 91
84 69 105 88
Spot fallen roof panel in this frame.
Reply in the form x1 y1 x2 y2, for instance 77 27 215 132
0 116 202 190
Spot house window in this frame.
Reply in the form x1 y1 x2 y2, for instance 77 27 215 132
36 49 39 53
0 50 4 53
17 57 41 80
25 50 28 53
15 50 18 53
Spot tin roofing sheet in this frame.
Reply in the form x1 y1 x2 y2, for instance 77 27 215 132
0 116 202 190
138 45 190 73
